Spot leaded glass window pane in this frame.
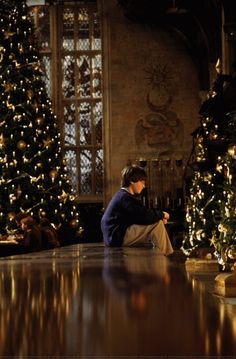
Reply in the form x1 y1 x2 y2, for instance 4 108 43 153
77 8 90 50
64 103 76 146
94 102 102 145
63 56 75 98
95 149 103 194
65 150 78 192
92 11 101 50
63 8 75 50
29 6 50 50
38 6 50 50
92 54 102 98
41 55 51 97
77 55 91 98
80 149 92 194
79 102 91 145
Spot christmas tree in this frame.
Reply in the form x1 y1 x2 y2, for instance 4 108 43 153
182 115 224 255
182 60 236 261
211 111 236 269
0 0 81 239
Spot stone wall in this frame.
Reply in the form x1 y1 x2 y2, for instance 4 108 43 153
101 0 201 205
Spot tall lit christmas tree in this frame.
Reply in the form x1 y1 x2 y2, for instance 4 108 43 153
0 0 81 238
211 110 236 269
182 111 224 255
182 60 236 262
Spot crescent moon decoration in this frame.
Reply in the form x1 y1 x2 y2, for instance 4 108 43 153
146 92 172 113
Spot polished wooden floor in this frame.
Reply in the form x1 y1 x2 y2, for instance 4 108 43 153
0 242 236 358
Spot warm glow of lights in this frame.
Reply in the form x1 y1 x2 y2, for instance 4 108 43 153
231 316 236 336
219 304 225 326
216 329 222 354
205 331 210 354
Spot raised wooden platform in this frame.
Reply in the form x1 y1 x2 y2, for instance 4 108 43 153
185 257 219 272
215 269 236 297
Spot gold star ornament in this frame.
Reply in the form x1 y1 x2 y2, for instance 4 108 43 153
58 190 69 203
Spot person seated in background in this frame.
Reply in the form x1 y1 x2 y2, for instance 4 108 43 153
17 215 42 252
39 218 60 250
14 212 29 232
101 164 173 255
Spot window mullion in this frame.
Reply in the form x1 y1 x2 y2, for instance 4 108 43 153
74 7 81 193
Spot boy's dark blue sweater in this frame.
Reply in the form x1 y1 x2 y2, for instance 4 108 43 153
101 189 164 247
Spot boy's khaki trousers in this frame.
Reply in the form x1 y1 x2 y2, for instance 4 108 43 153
123 220 173 255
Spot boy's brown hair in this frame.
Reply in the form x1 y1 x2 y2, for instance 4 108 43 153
121 165 147 187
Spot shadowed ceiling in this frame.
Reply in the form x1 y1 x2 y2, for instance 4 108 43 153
117 0 236 90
